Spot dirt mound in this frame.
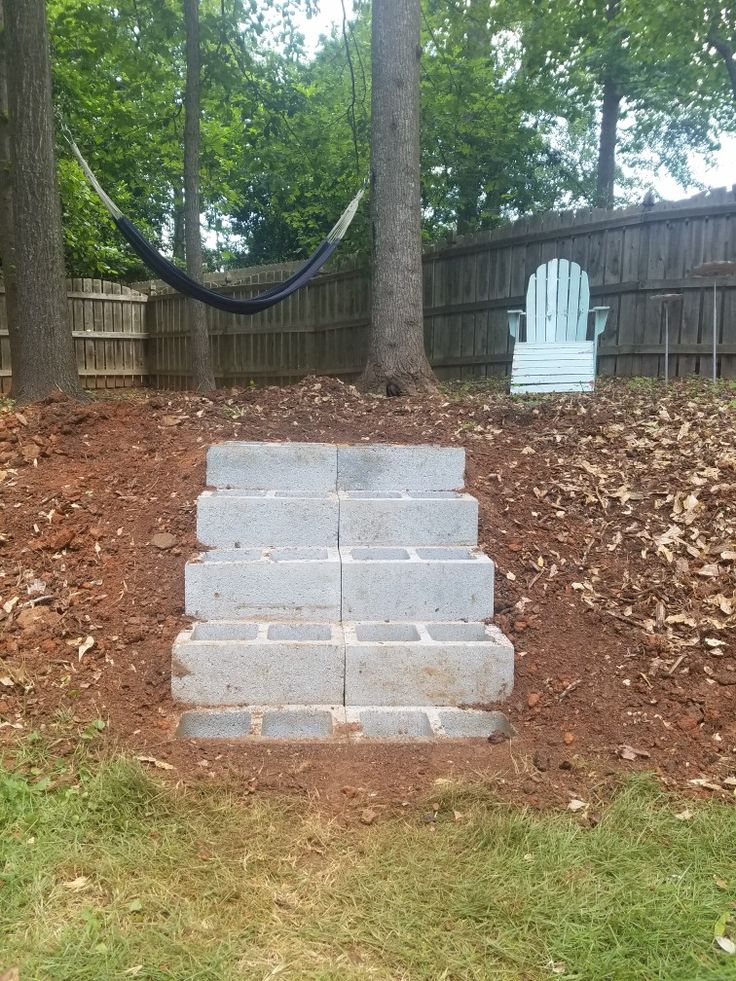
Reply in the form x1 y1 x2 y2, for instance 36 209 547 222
1 378 734 811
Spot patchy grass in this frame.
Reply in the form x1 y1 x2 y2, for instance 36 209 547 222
2 740 736 980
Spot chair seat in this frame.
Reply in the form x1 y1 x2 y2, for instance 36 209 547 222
510 341 596 394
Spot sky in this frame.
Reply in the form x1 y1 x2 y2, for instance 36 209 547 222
294 0 734 203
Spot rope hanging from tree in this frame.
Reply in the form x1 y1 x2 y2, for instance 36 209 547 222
67 135 365 315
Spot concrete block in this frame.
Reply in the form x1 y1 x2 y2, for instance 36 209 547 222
435 708 513 739
177 709 252 739
185 547 341 621
337 444 465 492
344 622 513 706
339 491 478 546
197 490 339 548
341 546 493 621
172 622 344 705
207 441 337 491
358 708 433 738
260 707 334 739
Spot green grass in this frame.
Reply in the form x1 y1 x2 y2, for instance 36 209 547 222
2 743 736 980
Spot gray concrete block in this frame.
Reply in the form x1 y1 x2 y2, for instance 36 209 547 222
177 709 252 739
339 491 478 546
341 546 494 621
337 445 465 491
260 708 334 739
435 709 513 739
358 708 433 738
207 442 337 491
344 622 513 706
197 490 339 548
172 622 344 705
185 548 341 620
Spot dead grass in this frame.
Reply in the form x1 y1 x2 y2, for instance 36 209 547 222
2 731 736 980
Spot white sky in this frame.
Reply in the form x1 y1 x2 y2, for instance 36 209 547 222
296 0 733 201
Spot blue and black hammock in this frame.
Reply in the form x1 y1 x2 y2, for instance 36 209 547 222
68 137 364 315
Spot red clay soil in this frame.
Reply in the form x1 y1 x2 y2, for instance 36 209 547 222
0 377 735 815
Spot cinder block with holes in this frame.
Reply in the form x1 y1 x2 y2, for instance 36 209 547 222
339 491 478 546
184 547 341 621
341 546 494 621
172 621 345 705
344 621 513 705
197 490 339 548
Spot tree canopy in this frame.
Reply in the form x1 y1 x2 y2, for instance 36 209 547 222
39 0 736 281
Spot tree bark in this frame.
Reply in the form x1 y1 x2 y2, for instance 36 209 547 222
708 33 736 102
4 0 82 403
172 178 186 265
184 0 215 391
0 0 18 338
360 0 435 394
595 75 621 208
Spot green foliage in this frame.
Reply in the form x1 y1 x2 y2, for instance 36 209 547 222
43 0 736 278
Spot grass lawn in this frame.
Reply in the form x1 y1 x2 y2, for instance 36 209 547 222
2 733 736 980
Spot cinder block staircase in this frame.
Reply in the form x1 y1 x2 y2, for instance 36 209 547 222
173 442 514 740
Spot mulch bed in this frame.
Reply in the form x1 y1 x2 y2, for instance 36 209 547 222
1 377 734 814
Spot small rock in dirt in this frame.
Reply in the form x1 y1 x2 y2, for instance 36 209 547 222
532 752 550 772
360 808 376 826
559 759 573 771
151 532 177 550
676 714 699 732
563 731 575 746
487 729 510 745
527 692 542 708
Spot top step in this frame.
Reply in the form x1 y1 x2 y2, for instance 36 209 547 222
208 442 337 492
207 442 465 492
337 445 465 492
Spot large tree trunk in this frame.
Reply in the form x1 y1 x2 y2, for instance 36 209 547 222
172 177 186 265
4 0 82 403
184 0 215 391
595 75 620 208
0 0 17 340
360 0 435 394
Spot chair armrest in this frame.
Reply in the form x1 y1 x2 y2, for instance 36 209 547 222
590 306 610 338
508 310 525 340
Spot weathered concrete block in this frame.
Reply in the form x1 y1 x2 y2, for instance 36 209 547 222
197 490 339 548
337 445 465 492
341 546 493 621
172 622 344 705
260 707 334 739
207 441 337 491
435 708 513 739
344 622 513 706
177 709 252 739
185 547 341 620
339 491 478 546
358 708 433 738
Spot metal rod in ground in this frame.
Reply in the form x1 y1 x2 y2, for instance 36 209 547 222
664 306 669 385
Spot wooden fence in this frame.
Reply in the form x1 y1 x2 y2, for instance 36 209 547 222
0 278 148 393
1 189 735 391
144 187 736 386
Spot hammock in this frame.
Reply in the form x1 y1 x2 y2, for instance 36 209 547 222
68 137 364 314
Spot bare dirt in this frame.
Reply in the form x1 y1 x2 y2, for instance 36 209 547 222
1 377 735 815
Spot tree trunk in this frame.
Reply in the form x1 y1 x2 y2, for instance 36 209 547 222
360 0 435 394
0 0 18 339
184 0 215 391
708 34 736 101
172 178 185 264
595 75 620 208
4 0 82 403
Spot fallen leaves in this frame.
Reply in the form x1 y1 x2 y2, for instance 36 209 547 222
136 756 175 771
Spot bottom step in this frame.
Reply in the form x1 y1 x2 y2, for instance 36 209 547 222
176 705 513 742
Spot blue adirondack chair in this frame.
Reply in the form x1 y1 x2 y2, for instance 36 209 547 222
507 258 609 394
